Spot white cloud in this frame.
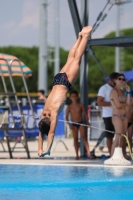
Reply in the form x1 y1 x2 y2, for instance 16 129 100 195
2 1 39 36
18 0 39 29
0 0 40 45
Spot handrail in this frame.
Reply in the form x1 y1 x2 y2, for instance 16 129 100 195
0 58 15 125
8 59 36 130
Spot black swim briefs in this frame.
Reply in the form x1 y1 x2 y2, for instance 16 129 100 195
52 72 71 90
70 121 83 129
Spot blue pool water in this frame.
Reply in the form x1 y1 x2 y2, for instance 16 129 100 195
0 164 133 200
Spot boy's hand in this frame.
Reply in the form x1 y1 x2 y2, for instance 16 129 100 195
38 150 50 158
67 122 74 130
87 121 91 130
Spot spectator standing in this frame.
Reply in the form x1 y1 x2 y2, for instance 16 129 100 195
97 72 119 156
110 74 130 157
65 90 92 160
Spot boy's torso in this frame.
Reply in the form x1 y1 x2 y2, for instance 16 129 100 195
45 85 68 115
69 103 83 122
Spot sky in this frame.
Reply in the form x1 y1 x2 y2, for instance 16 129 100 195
0 0 133 50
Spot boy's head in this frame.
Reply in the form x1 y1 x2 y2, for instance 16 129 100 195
69 90 79 101
38 117 50 135
38 89 45 95
38 89 45 98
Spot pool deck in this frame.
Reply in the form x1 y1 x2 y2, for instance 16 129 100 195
0 138 133 167
1 158 133 168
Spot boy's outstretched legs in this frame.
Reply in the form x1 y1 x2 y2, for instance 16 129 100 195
60 33 82 72
62 26 92 84
66 32 82 62
74 26 91 60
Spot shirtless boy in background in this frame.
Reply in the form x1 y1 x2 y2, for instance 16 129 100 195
66 90 91 160
38 89 47 103
38 26 92 157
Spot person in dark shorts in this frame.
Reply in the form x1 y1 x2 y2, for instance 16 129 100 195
38 26 92 157
103 117 114 139
97 72 119 156
66 90 92 160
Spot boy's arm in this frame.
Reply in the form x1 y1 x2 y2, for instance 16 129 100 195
66 106 74 129
38 112 46 155
44 115 57 154
38 131 43 153
65 106 70 123
81 104 89 125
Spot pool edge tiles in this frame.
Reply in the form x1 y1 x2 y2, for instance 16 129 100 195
0 159 133 168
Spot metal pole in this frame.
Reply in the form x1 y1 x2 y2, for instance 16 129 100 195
115 2 120 72
67 0 82 37
54 0 60 75
38 0 48 94
80 0 89 157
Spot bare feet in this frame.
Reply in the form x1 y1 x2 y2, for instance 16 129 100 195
74 156 79 160
38 150 44 157
87 153 95 159
80 26 92 37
